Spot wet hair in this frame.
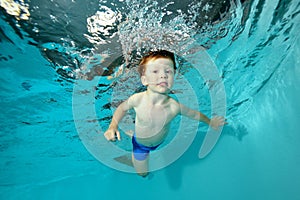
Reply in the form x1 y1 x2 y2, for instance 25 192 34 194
138 50 176 76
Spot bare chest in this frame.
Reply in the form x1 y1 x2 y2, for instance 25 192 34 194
135 104 174 127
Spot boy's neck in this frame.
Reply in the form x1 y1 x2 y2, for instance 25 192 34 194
145 88 169 105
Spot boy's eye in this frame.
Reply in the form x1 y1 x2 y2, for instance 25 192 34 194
152 70 158 73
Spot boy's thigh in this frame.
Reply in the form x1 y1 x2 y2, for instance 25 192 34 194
132 153 149 174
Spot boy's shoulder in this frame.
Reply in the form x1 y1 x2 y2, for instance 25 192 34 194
127 91 146 106
168 96 179 105
167 96 181 113
131 91 146 99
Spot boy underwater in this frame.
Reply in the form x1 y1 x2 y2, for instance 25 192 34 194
104 50 226 177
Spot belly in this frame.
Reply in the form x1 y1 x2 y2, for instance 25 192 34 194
135 123 170 147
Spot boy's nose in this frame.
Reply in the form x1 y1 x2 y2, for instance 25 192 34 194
160 72 167 78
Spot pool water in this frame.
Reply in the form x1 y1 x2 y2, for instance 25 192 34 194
1 0 300 199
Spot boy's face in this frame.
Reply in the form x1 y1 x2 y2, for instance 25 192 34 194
141 58 175 94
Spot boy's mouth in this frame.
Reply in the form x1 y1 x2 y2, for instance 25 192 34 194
158 82 168 87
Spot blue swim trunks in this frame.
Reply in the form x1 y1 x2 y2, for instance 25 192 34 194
132 134 160 161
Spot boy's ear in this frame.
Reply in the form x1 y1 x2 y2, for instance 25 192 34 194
141 75 148 86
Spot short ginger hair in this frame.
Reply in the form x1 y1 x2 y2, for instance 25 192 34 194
138 50 176 76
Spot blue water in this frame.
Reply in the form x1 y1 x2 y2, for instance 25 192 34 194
1 0 300 199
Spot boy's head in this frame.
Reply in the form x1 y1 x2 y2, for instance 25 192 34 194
138 50 176 76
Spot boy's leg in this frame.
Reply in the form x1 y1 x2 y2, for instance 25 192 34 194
132 153 149 177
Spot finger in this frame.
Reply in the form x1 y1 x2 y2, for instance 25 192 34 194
116 130 121 141
105 132 115 141
214 116 222 121
212 126 220 131
111 133 116 141
219 116 225 120
221 118 228 125
216 116 227 123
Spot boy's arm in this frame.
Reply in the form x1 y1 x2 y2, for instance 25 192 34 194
179 104 210 124
179 104 226 130
104 96 135 141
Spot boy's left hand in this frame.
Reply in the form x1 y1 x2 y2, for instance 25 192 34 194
210 116 227 130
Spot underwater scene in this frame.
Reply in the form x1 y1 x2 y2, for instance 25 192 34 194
0 0 300 199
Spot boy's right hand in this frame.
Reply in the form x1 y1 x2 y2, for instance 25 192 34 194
104 127 121 141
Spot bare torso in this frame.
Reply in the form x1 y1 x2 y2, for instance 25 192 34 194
131 91 179 147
